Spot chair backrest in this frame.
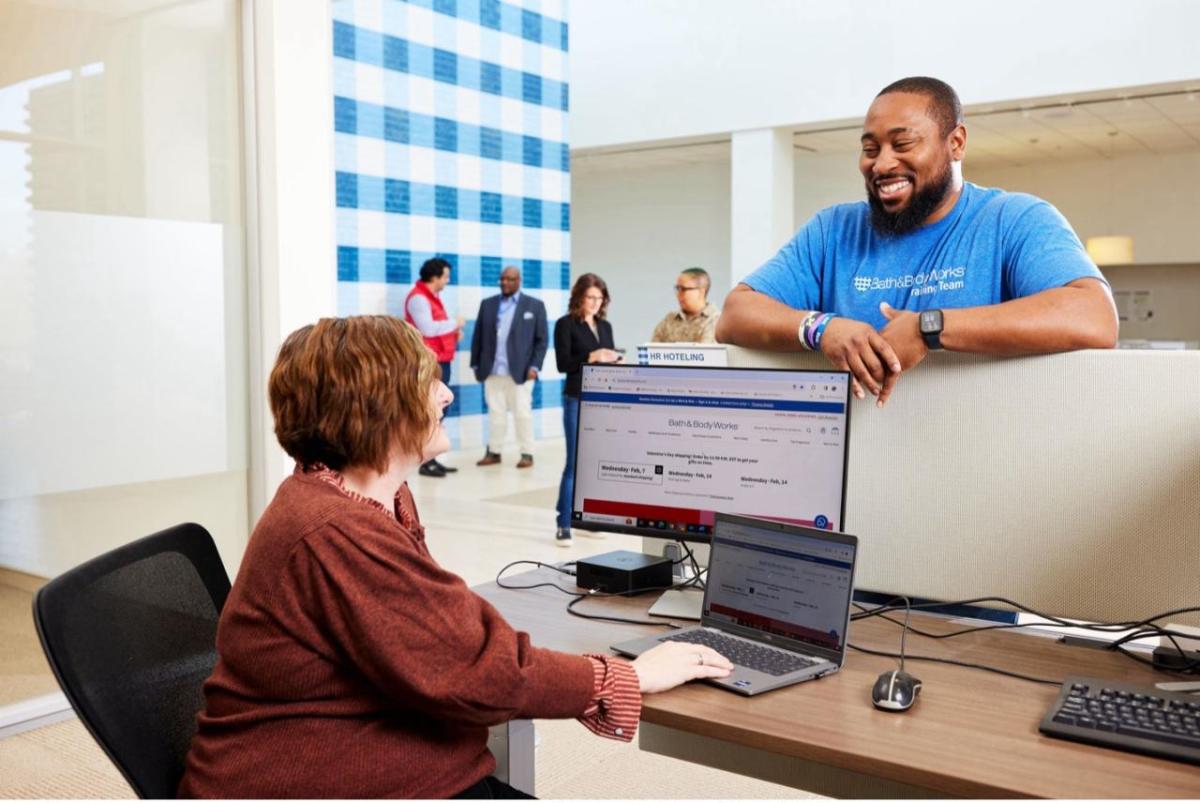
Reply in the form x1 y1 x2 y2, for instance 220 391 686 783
32 523 231 799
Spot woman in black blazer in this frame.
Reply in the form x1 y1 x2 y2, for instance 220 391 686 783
553 273 621 547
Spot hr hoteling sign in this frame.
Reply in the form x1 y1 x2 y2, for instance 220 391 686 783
636 343 728 366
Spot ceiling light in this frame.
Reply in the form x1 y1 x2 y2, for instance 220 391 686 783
1086 236 1134 266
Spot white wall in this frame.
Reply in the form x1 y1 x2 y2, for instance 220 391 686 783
968 150 1200 339
793 151 862 230
248 0 337 514
979 150 1200 342
570 0 1200 149
570 158 730 346
968 151 1200 265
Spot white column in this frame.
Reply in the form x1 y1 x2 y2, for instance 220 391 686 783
246 0 338 517
729 127 794 285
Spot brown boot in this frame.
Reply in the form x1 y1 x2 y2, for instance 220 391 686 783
516 454 534 469
476 451 501 466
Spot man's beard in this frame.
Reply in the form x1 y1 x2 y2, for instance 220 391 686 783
867 161 954 236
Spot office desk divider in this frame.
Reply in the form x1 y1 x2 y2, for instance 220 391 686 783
723 347 1200 627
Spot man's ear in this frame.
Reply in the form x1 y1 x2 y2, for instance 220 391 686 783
948 123 967 162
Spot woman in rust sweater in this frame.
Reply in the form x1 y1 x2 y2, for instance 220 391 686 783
179 316 730 799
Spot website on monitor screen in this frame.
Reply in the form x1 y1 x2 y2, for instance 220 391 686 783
572 367 849 536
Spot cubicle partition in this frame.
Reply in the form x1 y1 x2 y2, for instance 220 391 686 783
725 347 1200 625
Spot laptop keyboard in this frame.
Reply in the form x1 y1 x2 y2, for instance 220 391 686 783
661 629 817 676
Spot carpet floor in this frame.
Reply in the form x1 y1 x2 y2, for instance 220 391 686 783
0 570 58 708
0 719 132 799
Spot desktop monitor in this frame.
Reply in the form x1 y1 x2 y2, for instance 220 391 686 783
571 365 852 544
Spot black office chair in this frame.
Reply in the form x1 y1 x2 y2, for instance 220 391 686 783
32 523 231 799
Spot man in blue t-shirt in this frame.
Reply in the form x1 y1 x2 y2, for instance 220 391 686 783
716 77 1118 406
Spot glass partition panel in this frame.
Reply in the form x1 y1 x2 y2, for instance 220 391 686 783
0 0 247 709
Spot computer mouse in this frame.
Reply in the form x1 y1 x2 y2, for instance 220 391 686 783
871 669 922 712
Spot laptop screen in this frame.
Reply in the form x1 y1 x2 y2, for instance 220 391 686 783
703 515 857 656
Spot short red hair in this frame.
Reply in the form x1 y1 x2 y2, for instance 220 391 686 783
269 316 437 472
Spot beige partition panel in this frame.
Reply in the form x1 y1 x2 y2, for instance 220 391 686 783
727 347 1200 624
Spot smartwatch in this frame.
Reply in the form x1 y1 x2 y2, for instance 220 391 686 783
919 309 944 351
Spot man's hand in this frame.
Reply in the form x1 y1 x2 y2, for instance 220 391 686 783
631 641 733 694
878 303 929 377
819 317 902 405
527 367 538 381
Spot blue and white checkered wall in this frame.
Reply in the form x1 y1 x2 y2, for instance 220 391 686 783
332 0 570 451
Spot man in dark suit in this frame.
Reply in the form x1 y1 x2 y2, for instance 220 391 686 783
470 266 549 468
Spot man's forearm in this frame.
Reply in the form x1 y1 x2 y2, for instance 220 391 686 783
715 285 808 350
940 280 1118 355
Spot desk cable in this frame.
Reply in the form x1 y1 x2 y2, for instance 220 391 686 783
850 597 1200 686
847 642 1062 686
673 540 707 591
494 559 699 628
852 597 1200 670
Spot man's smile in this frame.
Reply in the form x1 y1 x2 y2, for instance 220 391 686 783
874 176 913 204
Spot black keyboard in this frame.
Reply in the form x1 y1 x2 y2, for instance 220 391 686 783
1040 676 1200 765
661 628 817 677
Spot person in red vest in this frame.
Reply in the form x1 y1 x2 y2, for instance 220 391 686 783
405 257 464 477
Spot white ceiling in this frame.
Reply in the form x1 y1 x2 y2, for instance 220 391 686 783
572 88 1200 174
570 140 730 174
797 91 1200 168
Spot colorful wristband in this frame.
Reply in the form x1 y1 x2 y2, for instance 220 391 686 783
798 311 819 351
812 313 836 350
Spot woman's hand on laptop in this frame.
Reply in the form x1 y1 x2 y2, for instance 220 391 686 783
631 642 734 694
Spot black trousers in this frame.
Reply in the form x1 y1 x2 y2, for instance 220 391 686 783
451 776 535 799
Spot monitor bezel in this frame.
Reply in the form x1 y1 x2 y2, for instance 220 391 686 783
569 364 852 544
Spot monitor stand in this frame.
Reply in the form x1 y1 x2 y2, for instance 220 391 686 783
648 587 703 620
644 539 707 620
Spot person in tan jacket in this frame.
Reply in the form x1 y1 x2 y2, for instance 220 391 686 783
650 267 720 343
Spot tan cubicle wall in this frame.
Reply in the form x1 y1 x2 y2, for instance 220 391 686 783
726 347 1200 625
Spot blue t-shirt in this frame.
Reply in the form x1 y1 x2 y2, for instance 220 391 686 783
744 182 1103 330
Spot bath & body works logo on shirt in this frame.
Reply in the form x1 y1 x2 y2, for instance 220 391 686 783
853 266 967 298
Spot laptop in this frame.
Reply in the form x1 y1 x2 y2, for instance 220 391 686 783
612 512 858 696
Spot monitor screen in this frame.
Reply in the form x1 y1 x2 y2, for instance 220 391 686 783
571 365 851 543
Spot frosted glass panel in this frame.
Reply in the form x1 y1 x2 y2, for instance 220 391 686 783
1 211 228 498
0 0 248 583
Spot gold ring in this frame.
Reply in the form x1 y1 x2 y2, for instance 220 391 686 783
696 653 704 666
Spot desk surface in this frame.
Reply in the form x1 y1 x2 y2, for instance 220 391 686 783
477 571 1200 799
